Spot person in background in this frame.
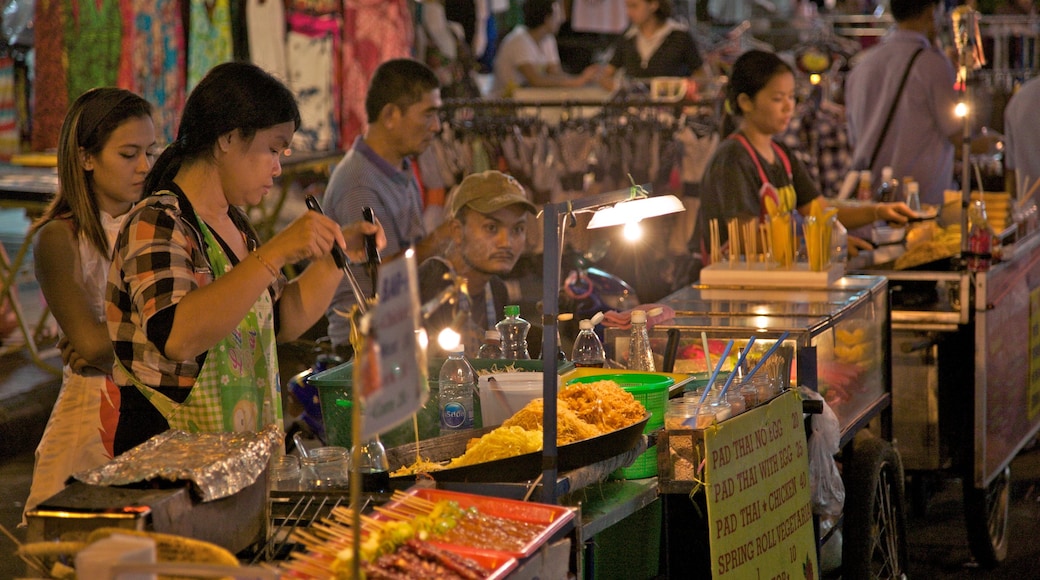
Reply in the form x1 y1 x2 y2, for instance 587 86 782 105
491 0 601 97
24 88 156 517
419 170 535 357
107 62 386 454
689 50 916 274
845 0 960 206
322 58 450 357
1002 75 1040 199
597 0 704 93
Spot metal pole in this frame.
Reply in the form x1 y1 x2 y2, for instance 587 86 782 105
541 202 561 504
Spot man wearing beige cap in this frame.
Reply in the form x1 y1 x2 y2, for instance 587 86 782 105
420 170 536 356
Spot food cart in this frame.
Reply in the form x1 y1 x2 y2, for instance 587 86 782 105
602 274 904 578
861 226 1040 567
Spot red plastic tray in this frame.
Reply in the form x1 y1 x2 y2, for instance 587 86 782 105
391 487 576 559
281 544 517 579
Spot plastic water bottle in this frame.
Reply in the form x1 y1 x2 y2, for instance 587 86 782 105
477 329 503 359
496 304 531 360
572 319 606 368
439 345 476 434
627 310 655 371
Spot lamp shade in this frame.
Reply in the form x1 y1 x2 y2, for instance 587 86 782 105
586 194 685 229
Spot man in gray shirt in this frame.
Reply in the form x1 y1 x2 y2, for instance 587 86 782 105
845 0 960 206
322 58 448 352
1003 75 1040 199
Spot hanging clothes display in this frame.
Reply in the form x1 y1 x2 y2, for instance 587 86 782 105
119 0 187 144
0 57 18 159
286 13 336 152
187 0 233 91
63 0 122 105
246 0 288 80
339 0 413 149
32 0 66 151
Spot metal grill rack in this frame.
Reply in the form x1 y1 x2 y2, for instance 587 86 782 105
250 490 373 564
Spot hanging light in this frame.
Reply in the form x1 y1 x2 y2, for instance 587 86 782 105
586 191 686 229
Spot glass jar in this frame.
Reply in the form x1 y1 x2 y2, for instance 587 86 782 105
739 382 760 410
270 455 300 492
299 446 350 490
665 399 699 430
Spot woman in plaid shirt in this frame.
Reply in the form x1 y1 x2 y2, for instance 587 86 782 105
106 62 385 454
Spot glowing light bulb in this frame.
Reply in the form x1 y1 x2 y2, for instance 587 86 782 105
955 102 968 118
623 220 643 241
437 327 461 351
809 73 821 85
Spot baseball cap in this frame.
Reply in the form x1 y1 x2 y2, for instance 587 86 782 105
447 170 537 218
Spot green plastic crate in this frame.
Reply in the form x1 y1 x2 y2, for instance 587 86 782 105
309 358 574 449
566 372 674 479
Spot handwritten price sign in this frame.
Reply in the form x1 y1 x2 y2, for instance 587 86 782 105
704 390 818 580
361 251 428 439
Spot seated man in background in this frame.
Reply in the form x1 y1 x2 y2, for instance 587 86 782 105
420 170 535 357
491 0 601 97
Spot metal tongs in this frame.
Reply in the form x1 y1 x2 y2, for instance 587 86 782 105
304 195 370 314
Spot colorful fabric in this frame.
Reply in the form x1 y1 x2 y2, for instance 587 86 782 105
122 0 187 144
286 22 335 152
340 0 413 148
187 0 234 91
62 0 123 103
33 0 68 150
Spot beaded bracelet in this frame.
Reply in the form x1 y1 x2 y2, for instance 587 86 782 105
252 250 281 280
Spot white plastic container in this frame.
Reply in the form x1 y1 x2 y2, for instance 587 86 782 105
478 372 560 427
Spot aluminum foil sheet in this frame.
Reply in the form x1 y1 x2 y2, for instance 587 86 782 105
74 425 281 502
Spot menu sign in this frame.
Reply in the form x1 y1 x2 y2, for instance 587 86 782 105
362 251 428 438
705 390 818 580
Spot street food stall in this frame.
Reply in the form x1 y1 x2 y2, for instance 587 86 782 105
600 274 902 578
860 221 1040 567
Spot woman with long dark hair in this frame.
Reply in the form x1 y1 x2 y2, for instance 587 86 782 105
107 62 385 454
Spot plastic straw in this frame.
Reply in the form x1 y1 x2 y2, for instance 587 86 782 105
719 336 757 398
699 339 734 405
743 331 791 383
701 332 712 377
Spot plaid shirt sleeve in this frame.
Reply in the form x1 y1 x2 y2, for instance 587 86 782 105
109 194 207 389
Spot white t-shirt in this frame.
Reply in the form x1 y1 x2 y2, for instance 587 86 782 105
491 25 561 97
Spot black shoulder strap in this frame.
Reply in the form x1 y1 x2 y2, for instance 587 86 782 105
866 47 925 171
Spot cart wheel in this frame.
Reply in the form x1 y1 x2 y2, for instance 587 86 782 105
962 465 1009 568
842 436 908 580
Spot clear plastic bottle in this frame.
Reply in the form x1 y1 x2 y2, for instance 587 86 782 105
496 304 531 360
876 166 899 203
439 344 476 434
477 329 503 359
352 436 389 493
572 319 606 368
627 310 655 371
904 179 921 212
454 279 483 358
966 199 994 272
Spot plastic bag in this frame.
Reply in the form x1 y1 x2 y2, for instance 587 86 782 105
799 386 845 516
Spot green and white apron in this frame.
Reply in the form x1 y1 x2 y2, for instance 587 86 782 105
119 218 282 433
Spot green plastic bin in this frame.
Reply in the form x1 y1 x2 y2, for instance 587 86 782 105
309 358 574 450
566 372 674 479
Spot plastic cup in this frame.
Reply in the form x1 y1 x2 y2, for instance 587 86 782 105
299 446 350 490
665 399 699 430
